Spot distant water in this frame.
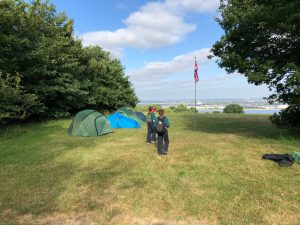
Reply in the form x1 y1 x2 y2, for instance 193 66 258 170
198 109 281 115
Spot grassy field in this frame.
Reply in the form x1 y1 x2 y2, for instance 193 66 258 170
0 113 300 225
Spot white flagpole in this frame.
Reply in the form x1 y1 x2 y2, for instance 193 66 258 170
194 57 197 131
195 78 197 113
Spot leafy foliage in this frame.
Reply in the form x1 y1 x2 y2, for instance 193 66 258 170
0 0 87 117
210 0 300 126
270 105 300 128
223 104 244 114
134 104 163 113
169 104 196 113
82 46 138 112
0 0 138 122
0 73 43 122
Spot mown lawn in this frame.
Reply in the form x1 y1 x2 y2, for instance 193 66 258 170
0 113 299 225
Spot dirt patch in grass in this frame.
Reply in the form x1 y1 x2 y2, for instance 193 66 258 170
115 215 215 225
14 212 214 225
0 208 218 225
18 211 101 225
263 211 300 225
1 209 216 225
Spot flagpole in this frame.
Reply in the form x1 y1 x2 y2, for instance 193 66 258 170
194 57 197 131
194 79 197 131
195 80 197 113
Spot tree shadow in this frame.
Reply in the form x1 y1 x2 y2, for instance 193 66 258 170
183 114 299 139
0 119 110 218
0 118 149 223
0 120 100 165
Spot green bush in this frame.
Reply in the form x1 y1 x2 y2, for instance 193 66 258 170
149 104 163 111
171 104 196 113
0 73 44 122
134 105 163 113
270 105 300 128
223 104 244 114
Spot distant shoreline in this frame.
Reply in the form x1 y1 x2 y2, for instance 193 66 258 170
197 108 282 115
197 108 283 110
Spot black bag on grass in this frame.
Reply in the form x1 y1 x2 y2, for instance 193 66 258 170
262 154 294 167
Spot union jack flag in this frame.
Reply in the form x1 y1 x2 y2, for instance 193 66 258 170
194 58 199 83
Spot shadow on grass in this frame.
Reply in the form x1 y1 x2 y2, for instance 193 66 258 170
184 114 299 139
0 120 101 165
0 119 110 218
83 159 132 188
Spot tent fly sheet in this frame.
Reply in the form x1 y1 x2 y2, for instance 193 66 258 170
68 110 113 136
135 112 146 122
108 112 141 128
117 107 144 124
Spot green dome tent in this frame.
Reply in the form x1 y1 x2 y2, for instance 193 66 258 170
68 110 113 137
117 107 144 124
135 112 146 122
117 107 136 117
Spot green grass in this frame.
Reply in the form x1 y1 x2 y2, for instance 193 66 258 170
0 113 300 225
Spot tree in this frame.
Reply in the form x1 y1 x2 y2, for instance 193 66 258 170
270 106 300 128
223 104 244 114
0 73 43 122
81 46 138 112
0 0 88 117
210 0 300 127
170 104 195 113
0 0 138 120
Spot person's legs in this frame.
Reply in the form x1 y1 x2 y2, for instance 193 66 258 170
150 122 156 142
157 134 163 155
163 130 169 154
146 123 151 143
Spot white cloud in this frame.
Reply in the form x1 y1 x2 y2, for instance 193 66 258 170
128 48 211 98
127 48 270 100
80 0 219 55
133 73 270 100
164 0 220 13
130 48 211 80
81 14 194 49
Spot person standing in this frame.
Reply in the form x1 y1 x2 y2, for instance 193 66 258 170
154 109 170 156
146 107 156 144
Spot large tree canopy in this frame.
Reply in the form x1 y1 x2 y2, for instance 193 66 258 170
82 46 138 111
0 0 138 122
211 0 300 127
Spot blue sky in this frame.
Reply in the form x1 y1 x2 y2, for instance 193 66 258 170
51 0 271 101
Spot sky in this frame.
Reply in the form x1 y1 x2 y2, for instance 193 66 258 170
50 0 271 101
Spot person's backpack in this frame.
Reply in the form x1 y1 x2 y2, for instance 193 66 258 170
156 117 165 134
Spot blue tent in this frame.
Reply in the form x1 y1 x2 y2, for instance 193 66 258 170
108 113 141 129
